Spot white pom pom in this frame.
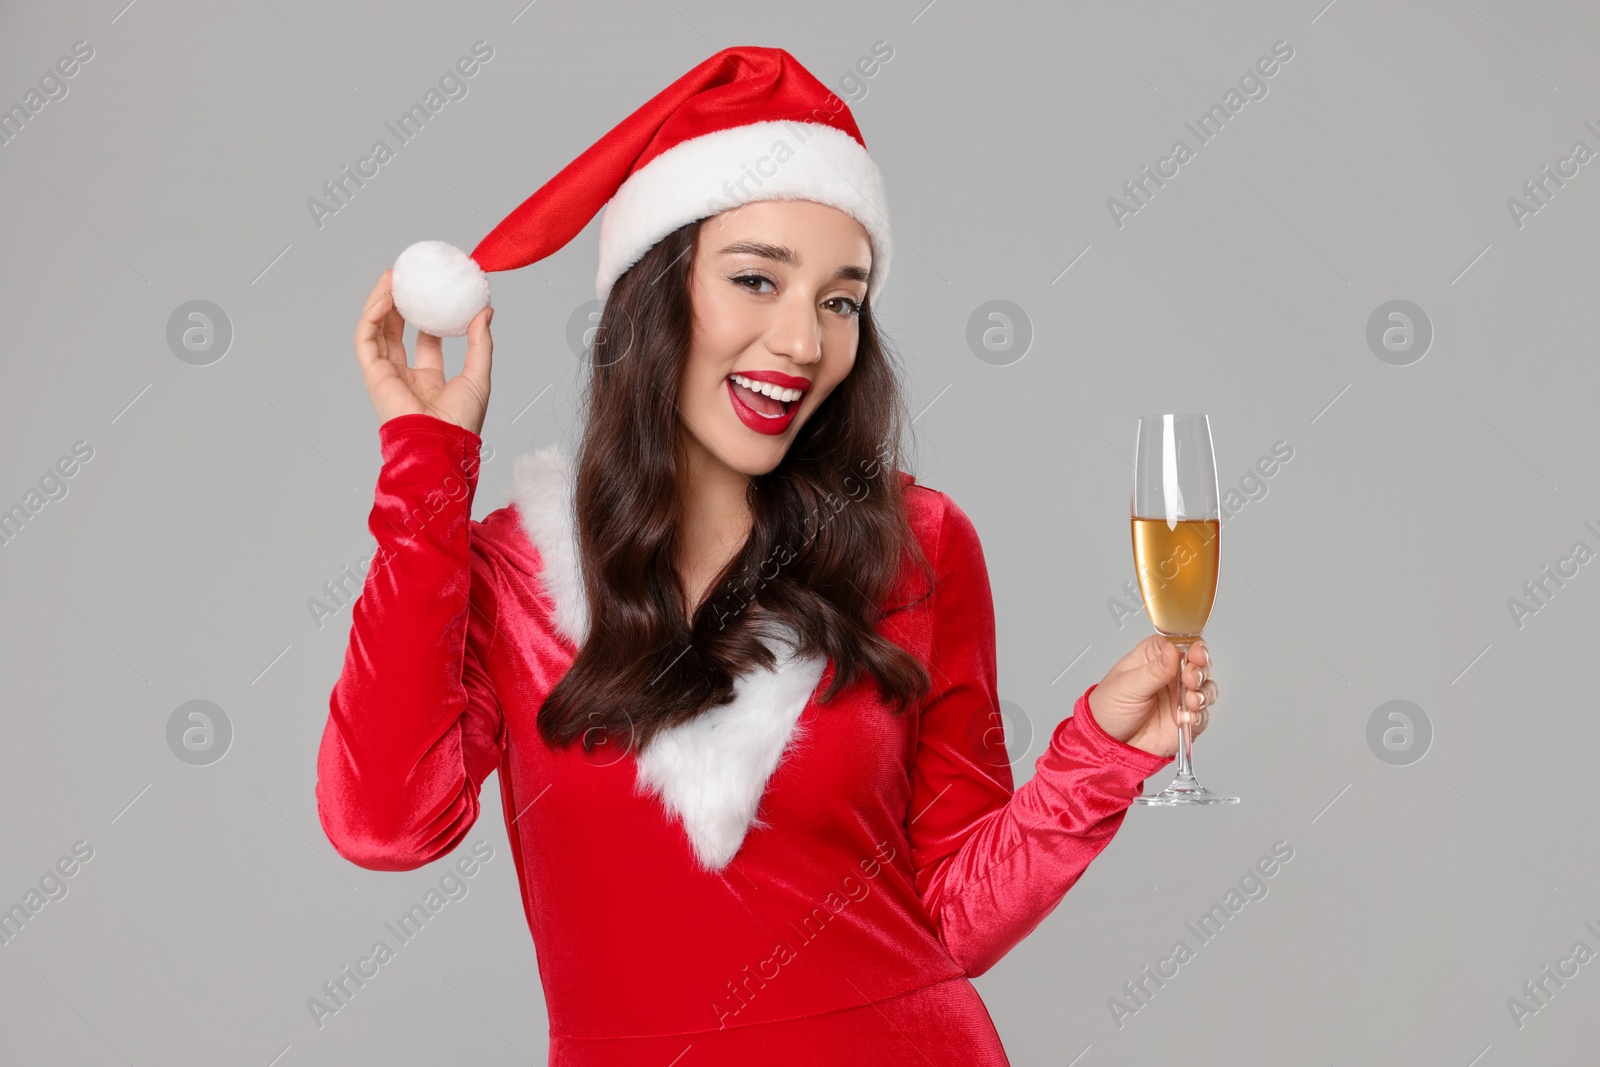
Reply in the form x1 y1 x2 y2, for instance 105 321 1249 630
391 240 490 338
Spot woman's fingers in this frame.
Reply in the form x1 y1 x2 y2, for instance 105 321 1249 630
354 271 394 371
414 328 444 376
460 305 494 403
381 305 407 366
1173 643 1209 722
1183 678 1218 710
1175 678 1220 728
1180 640 1212 699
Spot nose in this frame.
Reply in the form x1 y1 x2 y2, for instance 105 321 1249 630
764 290 823 366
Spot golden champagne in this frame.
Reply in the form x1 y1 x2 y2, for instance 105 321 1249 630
1130 517 1220 642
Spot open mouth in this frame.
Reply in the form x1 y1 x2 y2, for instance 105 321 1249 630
725 373 807 436
726 373 799 418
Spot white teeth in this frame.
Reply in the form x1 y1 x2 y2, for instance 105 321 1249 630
729 373 802 403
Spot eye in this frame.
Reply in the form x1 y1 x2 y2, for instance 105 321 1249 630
824 295 862 319
730 272 775 294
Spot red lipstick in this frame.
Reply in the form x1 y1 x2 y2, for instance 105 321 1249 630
725 371 805 435
731 369 812 392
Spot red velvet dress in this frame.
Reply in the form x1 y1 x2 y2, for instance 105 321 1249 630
316 413 1173 1064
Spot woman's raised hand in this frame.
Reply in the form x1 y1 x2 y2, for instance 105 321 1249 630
354 269 493 436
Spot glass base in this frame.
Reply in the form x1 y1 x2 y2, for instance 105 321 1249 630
1135 774 1240 806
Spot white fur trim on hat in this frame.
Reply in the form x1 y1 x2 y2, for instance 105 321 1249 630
595 121 892 306
390 240 490 338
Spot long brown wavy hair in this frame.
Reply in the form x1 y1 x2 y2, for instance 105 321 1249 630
536 217 935 755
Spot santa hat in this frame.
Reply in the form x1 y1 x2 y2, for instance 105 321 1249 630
391 45 893 337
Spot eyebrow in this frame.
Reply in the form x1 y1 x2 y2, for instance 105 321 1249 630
716 240 870 285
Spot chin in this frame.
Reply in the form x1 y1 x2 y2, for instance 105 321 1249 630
716 434 793 477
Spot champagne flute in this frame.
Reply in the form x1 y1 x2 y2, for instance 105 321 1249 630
1130 414 1239 806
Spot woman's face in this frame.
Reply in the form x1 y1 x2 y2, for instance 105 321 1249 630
677 198 872 478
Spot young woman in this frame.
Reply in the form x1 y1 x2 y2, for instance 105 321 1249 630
317 47 1217 1066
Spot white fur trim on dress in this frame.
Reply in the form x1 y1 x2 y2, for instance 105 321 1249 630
507 446 827 872
595 121 892 306
508 446 590 646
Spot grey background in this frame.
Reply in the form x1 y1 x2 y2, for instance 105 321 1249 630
2 0 1595 1063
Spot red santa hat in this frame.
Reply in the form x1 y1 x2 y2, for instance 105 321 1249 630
391 45 893 337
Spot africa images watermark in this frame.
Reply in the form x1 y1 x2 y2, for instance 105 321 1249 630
0 439 96 549
1108 439 1294 630
1106 40 1296 229
306 840 494 1028
1505 118 1600 230
0 840 96 949
0 39 95 148
1505 914 1600 1030
306 440 494 631
306 40 495 230
709 838 899 1029
702 441 895 633
1108 840 1295 1028
695 40 895 225
1504 518 1600 631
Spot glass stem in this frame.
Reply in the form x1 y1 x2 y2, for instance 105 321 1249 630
1174 641 1196 781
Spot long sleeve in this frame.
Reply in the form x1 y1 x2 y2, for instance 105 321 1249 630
315 413 506 871
908 494 1173 977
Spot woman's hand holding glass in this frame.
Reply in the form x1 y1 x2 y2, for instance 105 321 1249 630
1089 636 1218 759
